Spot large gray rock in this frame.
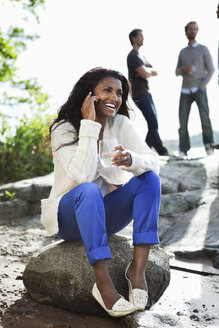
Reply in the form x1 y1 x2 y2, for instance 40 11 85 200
0 199 29 220
23 235 170 316
0 173 53 201
159 158 207 191
160 176 186 194
159 190 202 216
158 155 219 270
0 173 53 219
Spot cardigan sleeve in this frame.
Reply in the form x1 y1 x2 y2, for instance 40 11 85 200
117 116 160 175
51 119 101 184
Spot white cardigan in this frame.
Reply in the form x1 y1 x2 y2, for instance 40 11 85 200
41 114 159 235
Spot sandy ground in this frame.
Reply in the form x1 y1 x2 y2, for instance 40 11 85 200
150 269 219 327
0 214 219 328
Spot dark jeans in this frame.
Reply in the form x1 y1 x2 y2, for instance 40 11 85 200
178 89 214 153
133 93 168 155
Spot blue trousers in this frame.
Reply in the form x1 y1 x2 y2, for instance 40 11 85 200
57 171 161 265
179 89 214 153
133 93 168 155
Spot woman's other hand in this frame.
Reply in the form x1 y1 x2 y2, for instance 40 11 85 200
112 145 132 167
81 92 99 121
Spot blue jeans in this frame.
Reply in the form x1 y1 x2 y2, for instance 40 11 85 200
133 93 168 155
57 172 161 265
178 89 214 153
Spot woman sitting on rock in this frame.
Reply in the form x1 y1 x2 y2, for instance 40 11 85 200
41 67 161 317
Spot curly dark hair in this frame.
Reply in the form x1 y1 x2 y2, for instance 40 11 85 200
48 67 132 142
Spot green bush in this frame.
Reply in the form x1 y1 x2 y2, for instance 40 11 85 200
0 114 53 184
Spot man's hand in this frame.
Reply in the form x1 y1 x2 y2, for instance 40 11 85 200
150 69 158 76
182 65 194 74
136 66 157 79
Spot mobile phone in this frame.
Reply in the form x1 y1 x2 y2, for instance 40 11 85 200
92 93 99 105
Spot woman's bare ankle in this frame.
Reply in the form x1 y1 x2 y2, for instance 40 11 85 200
127 261 147 291
96 281 120 310
93 261 120 310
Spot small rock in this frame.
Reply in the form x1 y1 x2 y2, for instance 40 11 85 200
176 311 184 316
1 273 9 278
190 314 200 321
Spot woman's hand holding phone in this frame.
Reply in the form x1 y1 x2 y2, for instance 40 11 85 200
81 92 99 121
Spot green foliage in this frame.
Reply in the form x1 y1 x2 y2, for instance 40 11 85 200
2 0 45 22
0 29 18 81
0 0 47 108
5 190 16 200
1 78 50 111
0 0 53 184
0 114 53 184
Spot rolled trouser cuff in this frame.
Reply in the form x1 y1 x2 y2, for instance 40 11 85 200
133 232 159 245
87 246 112 265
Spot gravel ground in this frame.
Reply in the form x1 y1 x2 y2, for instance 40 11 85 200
0 215 219 328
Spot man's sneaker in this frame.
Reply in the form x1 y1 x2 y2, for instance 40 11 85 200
205 144 214 156
178 151 187 159
159 150 169 156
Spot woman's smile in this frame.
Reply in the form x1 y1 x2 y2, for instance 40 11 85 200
93 76 123 122
103 102 116 113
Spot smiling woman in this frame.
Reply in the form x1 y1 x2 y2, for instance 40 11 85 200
93 77 123 121
41 67 161 317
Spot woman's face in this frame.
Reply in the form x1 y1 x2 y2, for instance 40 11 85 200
93 76 123 121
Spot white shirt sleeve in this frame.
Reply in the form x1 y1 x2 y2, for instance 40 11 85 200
51 120 102 184
119 116 160 175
